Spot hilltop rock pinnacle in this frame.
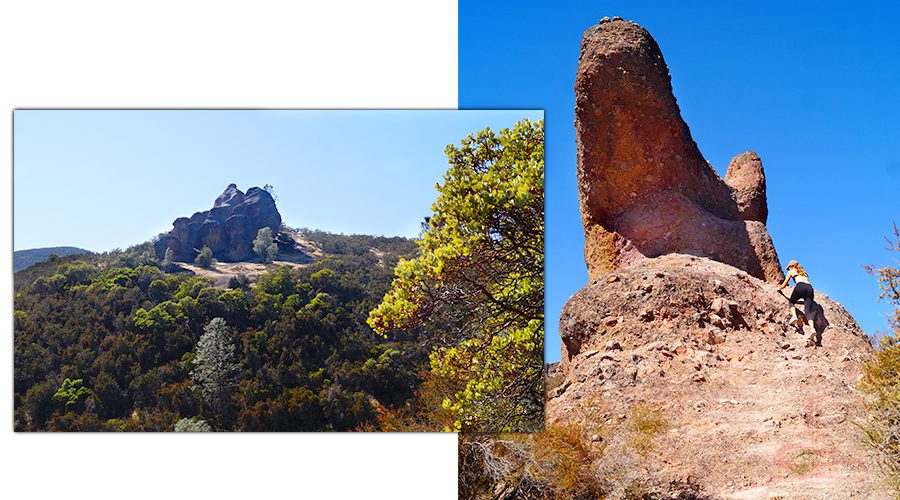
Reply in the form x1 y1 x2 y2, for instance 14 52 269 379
154 184 281 263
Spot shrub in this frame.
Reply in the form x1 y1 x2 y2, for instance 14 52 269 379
458 396 614 500
625 402 671 457
458 425 607 500
861 222 900 495
174 418 211 432
860 335 900 493
227 274 250 291
195 246 214 268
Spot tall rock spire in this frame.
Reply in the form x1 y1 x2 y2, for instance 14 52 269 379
575 18 782 284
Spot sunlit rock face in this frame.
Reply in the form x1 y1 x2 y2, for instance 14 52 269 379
574 18 781 284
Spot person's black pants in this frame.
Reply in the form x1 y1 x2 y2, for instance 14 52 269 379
789 282 815 320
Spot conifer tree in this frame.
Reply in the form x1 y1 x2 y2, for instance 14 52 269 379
190 318 239 416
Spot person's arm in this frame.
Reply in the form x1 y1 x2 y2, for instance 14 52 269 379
777 269 795 291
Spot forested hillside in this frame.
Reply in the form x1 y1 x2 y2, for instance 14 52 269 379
13 230 428 431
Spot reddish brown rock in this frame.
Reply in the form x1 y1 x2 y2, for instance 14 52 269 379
575 19 782 284
551 20 888 497
725 151 768 223
550 254 887 499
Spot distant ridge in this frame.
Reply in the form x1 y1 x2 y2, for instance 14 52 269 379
14 246 92 272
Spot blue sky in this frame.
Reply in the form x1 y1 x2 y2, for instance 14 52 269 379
14 109 540 253
460 0 900 363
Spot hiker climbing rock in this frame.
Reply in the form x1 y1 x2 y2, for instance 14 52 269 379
776 260 818 345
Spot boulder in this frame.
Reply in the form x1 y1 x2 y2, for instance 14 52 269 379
214 183 246 208
725 151 768 223
574 18 782 284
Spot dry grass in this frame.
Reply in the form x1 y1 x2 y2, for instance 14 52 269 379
173 231 320 288
625 402 671 458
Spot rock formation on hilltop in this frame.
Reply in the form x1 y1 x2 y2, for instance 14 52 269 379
548 17 889 499
574 18 782 284
154 184 281 263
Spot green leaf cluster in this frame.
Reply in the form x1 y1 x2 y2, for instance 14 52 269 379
253 227 279 263
52 378 91 414
368 119 545 432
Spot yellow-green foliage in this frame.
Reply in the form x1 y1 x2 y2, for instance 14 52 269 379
861 222 900 495
368 119 544 433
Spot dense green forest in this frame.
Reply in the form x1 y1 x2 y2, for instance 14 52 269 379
13 229 430 431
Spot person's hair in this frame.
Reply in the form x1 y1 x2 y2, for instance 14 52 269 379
790 262 808 278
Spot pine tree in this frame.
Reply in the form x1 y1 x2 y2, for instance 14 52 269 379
190 318 239 416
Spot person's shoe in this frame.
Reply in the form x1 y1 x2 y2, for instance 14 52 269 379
789 316 799 326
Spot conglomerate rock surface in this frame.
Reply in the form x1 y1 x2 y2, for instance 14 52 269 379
575 18 782 284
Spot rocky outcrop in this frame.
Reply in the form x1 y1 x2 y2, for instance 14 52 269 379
552 17 889 499
154 184 281 263
575 18 782 284
549 254 886 499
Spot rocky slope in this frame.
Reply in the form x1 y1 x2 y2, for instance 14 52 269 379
549 254 886 499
